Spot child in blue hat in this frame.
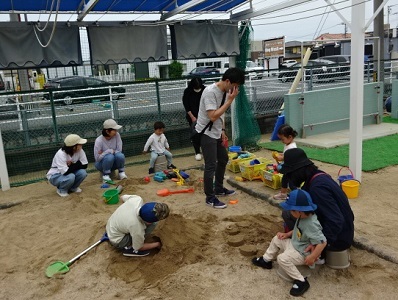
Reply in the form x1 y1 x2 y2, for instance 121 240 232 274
252 189 327 297
106 195 170 257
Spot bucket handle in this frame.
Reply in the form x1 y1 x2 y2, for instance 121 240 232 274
338 167 354 178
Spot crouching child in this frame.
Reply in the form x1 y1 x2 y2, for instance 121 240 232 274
106 195 170 257
252 189 327 297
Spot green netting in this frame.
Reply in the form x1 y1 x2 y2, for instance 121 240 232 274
232 22 261 150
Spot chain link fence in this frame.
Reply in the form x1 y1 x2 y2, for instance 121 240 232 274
0 65 396 187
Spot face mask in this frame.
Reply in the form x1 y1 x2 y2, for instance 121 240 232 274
194 88 201 93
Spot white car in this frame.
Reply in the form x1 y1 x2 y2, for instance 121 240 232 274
281 60 297 68
245 61 264 79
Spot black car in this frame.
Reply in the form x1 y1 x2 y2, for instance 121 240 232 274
43 76 125 105
278 59 347 83
185 66 220 80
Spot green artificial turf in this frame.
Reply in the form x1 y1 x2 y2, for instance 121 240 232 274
259 134 398 172
383 116 398 124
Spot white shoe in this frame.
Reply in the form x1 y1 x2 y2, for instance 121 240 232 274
119 172 127 180
57 189 69 197
70 187 82 193
103 175 111 182
195 153 202 161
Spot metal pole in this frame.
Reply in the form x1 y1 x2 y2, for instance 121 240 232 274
349 0 366 182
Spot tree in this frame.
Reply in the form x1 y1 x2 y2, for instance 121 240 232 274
169 61 183 79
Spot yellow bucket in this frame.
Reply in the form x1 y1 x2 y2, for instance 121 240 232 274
341 180 360 199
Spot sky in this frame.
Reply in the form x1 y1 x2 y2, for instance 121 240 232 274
1 0 398 42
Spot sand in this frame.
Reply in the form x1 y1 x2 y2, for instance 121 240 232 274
1 147 398 300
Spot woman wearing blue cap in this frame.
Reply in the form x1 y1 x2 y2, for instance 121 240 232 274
106 195 170 256
252 189 327 297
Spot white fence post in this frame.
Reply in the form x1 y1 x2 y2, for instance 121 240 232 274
0 129 10 191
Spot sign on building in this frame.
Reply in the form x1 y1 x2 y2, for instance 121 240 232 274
263 37 285 58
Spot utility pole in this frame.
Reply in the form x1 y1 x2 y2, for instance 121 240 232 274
373 0 384 82
341 22 347 38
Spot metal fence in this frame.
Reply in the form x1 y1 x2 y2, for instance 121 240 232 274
0 67 395 187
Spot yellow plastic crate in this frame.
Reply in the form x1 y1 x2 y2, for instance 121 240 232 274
239 158 272 181
262 170 283 190
227 153 255 173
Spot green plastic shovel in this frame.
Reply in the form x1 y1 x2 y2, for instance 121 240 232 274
45 233 109 278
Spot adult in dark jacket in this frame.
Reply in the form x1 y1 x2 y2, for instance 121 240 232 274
280 148 354 251
182 77 205 161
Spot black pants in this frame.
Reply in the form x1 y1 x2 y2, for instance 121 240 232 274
201 134 228 198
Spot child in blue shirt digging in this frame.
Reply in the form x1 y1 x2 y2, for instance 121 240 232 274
252 189 327 297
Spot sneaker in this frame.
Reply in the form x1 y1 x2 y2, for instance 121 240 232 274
103 175 111 182
148 167 155 174
215 188 236 197
70 187 82 193
195 153 202 161
315 258 325 265
251 257 272 269
206 196 227 209
119 172 127 180
167 164 177 169
290 278 310 297
57 189 69 197
121 247 150 257
273 192 287 200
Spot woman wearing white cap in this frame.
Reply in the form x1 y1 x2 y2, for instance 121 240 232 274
46 134 88 197
94 119 127 182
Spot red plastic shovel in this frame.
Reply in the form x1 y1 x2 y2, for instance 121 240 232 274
156 187 194 197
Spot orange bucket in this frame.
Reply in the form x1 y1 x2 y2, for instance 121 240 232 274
341 180 360 199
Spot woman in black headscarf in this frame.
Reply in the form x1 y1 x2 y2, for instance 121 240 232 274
279 148 354 252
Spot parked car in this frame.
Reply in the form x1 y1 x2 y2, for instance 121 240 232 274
185 66 220 80
43 76 126 105
245 61 264 79
277 59 348 82
281 60 297 68
319 55 351 65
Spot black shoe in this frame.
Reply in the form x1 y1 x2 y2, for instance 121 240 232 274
121 247 150 257
168 164 176 169
252 257 272 269
149 167 155 174
205 196 227 209
215 187 236 197
290 278 310 297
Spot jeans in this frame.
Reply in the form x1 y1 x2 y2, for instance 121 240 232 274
201 134 228 197
95 152 125 175
49 169 87 193
149 150 172 168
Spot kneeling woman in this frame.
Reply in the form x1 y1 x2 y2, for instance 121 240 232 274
46 134 88 197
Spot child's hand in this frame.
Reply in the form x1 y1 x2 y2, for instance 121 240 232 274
276 232 289 240
304 254 317 266
142 150 147 154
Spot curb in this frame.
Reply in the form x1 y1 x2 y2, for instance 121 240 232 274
226 178 398 265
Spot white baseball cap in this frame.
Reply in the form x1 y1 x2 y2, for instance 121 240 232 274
64 134 87 147
103 119 122 130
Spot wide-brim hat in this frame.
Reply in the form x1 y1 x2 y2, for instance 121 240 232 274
103 119 122 130
280 189 317 211
64 134 87 147
139 202 170 223
279 148 313 174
